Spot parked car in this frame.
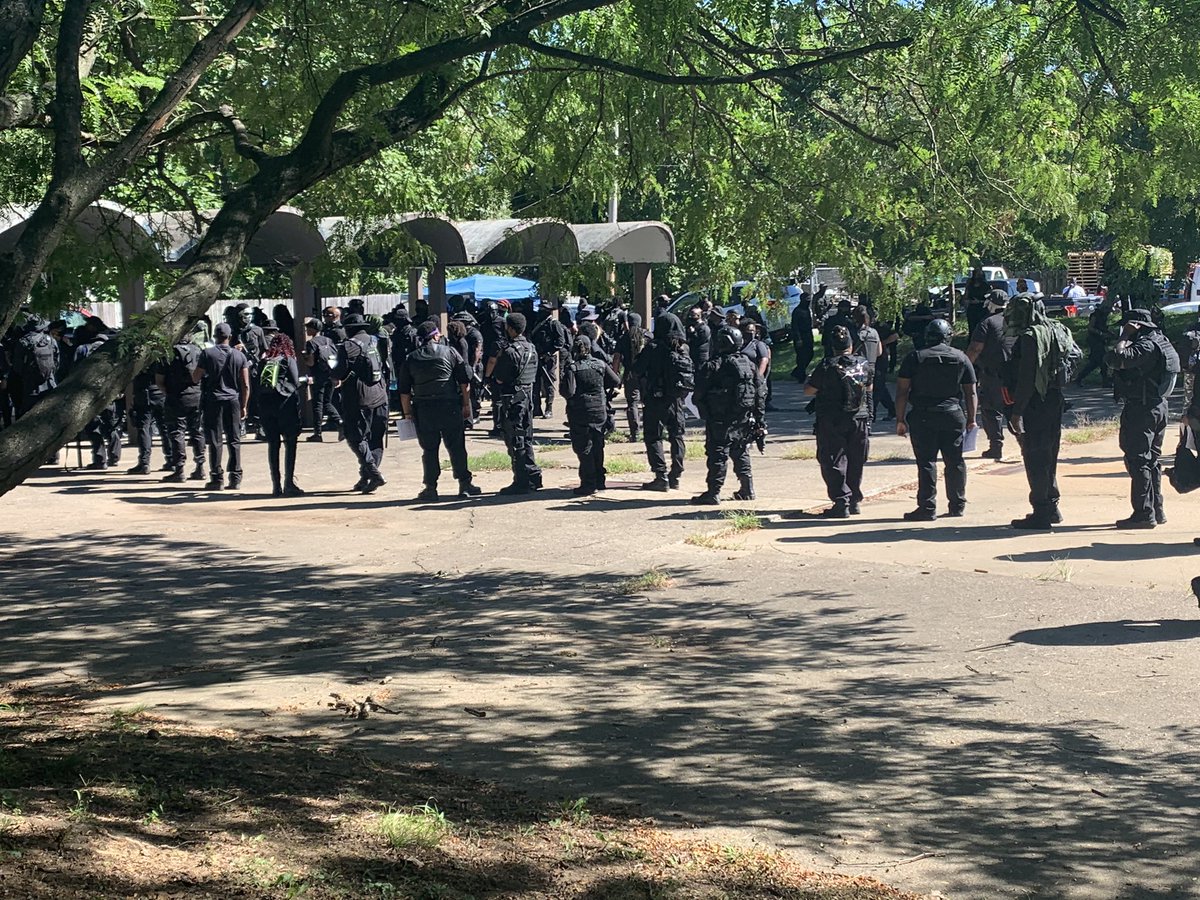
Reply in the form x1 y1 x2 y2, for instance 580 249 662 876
1162 300 1200 317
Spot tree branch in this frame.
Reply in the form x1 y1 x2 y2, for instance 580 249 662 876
151 104 271 162
519 35 914 86
292 0 618 166
50 0 92 180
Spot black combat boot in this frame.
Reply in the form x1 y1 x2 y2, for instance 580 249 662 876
731 477 755 501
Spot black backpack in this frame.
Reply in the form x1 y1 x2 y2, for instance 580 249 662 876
311 334 338 375
165 343 199 395
259 357 296 398
20 331 57 383
666 347 695 398
354 338 383 385
841 357 871 413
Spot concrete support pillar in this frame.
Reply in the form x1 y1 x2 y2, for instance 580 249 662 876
118 276 146 329
633 262 652 328
428 264 448 333
118 276 147 426
407 267 424 313
291 264 315 426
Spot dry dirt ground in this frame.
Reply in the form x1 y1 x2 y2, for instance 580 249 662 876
3 378 1200 898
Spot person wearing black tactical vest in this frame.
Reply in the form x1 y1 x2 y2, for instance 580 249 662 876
740 320 773 409
531 308 569 419
965 289 1016 460
158 322 207 482
194 322 250 490
489 312 542 494
74 321 125 470
302 317 341 442
233 303 266 436
126 358 169 475
257 332 305 497
398 320 479 501
636 312 692 491
12 316 59 417
805 325 873 517
691 326 765 505
895 318 978 520
686 306 712 369
333 313 389 494
1105 308 1181 528
561 335 622 496
614 312 647 442
1005 293 1077 529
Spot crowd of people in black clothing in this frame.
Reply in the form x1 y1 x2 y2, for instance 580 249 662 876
0 279 1192 537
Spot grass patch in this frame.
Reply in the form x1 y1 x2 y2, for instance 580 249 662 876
1036 557 1074 583
606 429 633 443
685 441 707 459
617 568 674 595
722 509 763 532
605 456 649 474
378 802 452 849
1063 414 1120 445
444 450 563 471
783 443 817 460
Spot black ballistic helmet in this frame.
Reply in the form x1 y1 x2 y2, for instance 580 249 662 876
924 317 953 346
714 326 743 355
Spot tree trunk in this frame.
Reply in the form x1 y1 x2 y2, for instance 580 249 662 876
0 181 274 496
0 0 47 94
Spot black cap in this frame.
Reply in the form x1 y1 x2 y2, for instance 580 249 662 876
342 313 368 332
214 322 234 340
263 319 279 332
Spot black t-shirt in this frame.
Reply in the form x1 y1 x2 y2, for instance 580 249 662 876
741 338 770 371
199 344 249 401
898 344 976 411
969 313 1015 376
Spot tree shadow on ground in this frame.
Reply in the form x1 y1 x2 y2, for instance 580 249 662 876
3 531 1200 897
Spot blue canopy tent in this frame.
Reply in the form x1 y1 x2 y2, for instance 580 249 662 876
426 274 538 303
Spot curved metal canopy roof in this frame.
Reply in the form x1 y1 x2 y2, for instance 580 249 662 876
571 221 675 264
144 206 325 268
321 213 469 267
0 203 675 271
0 200 159 261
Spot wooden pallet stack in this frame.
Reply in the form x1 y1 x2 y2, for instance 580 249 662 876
1067 250 1106 293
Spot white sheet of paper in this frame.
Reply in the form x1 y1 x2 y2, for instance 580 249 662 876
396 418 418 441
963 426 979 453
682 392 700 419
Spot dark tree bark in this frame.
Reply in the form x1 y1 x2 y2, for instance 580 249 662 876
0 0 47 92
